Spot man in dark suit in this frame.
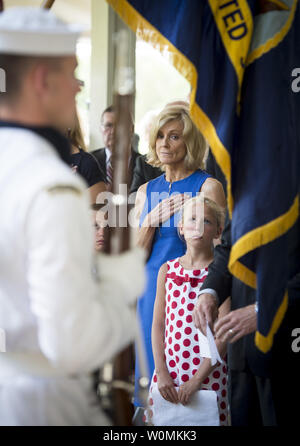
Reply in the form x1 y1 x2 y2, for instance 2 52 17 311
193 212 300 426
130 155 162 193
91 105 141 188
205 148 226 198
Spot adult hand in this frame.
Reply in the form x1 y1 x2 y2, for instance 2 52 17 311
214 304 257 343
157 371 179 404
142 193 189 227
192 293 219 335
177 378 199 406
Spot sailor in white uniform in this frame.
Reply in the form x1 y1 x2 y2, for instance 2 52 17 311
0 7 145 426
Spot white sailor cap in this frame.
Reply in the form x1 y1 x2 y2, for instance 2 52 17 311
0 7 83 56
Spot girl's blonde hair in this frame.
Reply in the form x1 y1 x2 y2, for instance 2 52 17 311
147 106 208 171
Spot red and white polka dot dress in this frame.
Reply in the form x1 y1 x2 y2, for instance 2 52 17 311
146 258 228 426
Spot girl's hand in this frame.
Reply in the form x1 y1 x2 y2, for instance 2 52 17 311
157 371 179 404
142 194 189 227
177 378 200 406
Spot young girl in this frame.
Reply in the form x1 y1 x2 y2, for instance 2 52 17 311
146 196 230 426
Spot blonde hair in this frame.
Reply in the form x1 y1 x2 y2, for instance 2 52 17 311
180 196 225 230
147 106 207 171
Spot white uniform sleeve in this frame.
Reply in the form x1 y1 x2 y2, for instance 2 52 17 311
25 186 145 375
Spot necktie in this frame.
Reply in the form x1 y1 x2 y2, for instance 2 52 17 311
107 158 113 185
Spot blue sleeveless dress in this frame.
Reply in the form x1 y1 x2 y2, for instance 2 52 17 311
135 169 211 406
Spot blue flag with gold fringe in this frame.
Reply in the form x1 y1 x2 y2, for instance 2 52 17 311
229 0 300 352
107 0 300 354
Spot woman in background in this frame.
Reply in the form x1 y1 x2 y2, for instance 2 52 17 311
68 112 107 203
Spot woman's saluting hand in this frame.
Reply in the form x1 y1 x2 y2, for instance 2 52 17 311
142 193 190 227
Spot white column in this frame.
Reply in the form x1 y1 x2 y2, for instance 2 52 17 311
89 0 111 150
89 1 136 151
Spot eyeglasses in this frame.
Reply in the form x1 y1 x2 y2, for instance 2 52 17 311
101 123 114 131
